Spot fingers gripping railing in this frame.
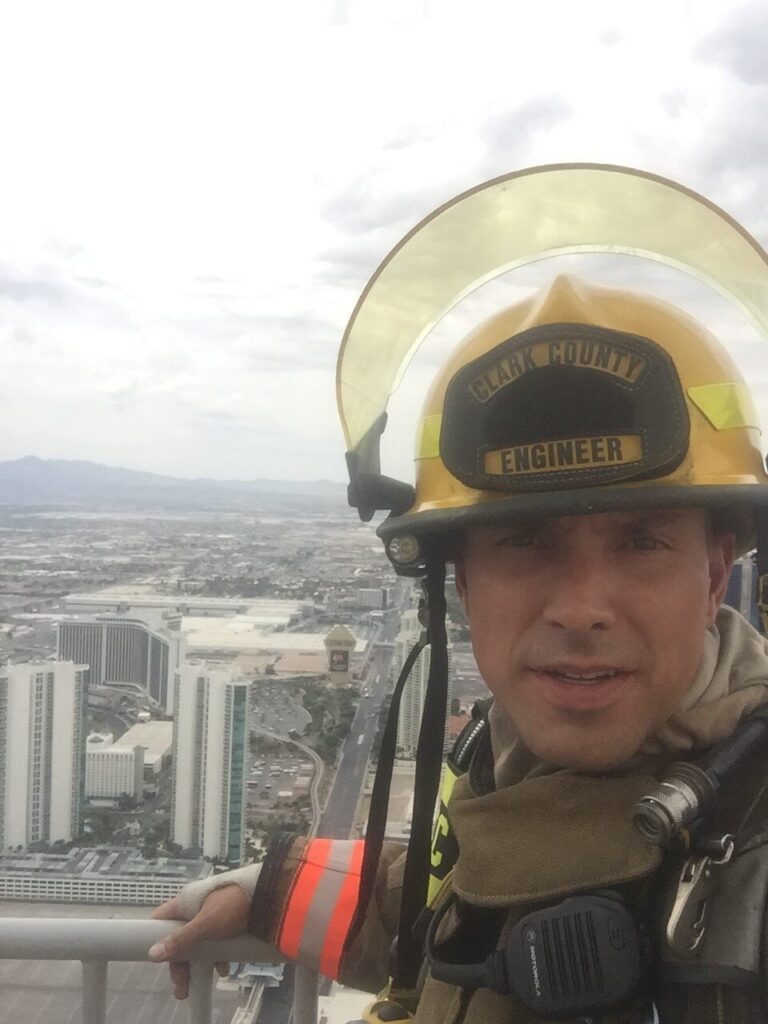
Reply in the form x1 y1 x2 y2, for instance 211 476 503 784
0 918 320 1024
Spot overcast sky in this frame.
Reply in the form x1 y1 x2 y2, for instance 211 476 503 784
2 0 768 485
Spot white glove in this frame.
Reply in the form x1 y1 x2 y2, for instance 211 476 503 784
175 863 262 920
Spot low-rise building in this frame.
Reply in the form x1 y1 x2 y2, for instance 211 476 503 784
116 721 173 777
85 733 144 802
356 588 388 610
0 847 211 905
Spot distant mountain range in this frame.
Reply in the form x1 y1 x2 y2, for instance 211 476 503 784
0 456 348 507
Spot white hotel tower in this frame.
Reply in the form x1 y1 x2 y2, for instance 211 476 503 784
0 661 88 849
171 664 248 864
394 609 453 759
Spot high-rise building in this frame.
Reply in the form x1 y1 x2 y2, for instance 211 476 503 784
57 609 186 713
725 555 761 631
394 609 453 759
0 661 88 850
171 663 248 864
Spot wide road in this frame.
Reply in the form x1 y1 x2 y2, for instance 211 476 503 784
317 642 395 839
259 602 405 1019
259 593 409 1022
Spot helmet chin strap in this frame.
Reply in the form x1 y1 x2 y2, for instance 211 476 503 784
344 630 427 948
755 508 768 634
756 507 768 579
342 558 449 993
392 557 449 991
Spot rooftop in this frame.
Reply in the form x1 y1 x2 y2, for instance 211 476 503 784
0 847 209 884
116 721 173 759
64 587 306 618
185 624 365 655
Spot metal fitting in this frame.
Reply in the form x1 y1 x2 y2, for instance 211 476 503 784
632 762 716 846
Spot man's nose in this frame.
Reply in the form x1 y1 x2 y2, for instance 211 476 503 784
541 557 617 631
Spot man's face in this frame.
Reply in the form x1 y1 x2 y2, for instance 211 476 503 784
455 509 735 771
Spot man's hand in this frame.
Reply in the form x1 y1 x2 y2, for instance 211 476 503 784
149 885 250 999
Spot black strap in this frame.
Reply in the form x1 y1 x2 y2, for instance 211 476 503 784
393 559 449 990
344 630 427 947
450 702 491 772
756 506 768 579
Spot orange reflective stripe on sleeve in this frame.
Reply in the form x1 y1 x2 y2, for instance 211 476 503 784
319 839 364 978
276 839 365 977
278 838 334 960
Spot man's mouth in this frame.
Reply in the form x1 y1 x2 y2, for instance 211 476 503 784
542 668 623 685
525 661 636 711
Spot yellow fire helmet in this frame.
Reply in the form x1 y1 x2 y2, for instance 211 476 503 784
336 165 768 575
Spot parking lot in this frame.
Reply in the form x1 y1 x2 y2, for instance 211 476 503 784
250 682 311 737
248 682 314 811
246 752 316 809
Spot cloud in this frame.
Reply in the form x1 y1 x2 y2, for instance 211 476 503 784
174 308 339 373
97 376 141 412
316 235 391 291
321 177 440 236
0 262 129 329
198 410 278 436
0 271 78 306
696 2 768 85
45 239 86 260
193 273 229 285
700 100 768 173
598 28 622 47
659 90 688 118
2 1 767 481
75 275 115 290
484 96 573 150
326 0 351 26
476 96 572 179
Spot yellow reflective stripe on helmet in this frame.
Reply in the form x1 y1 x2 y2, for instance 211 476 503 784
687 383 761 431
427 762 460 906
416 414 442 459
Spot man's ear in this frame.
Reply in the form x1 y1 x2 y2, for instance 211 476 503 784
707 533 737 625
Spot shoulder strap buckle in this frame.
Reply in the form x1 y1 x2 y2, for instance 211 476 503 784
666 834 735 957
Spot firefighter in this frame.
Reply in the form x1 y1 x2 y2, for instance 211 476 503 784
151 166 768 1023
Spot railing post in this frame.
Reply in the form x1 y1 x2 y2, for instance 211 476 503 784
81 960 107 1024
293 965 319 1024
188 962 214 1024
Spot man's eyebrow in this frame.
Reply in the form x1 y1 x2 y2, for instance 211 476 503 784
616 510 688 531
497 519 548 532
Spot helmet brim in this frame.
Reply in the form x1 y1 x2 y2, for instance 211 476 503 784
378 483 768 554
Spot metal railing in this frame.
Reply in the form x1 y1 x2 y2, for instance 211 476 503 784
0 917 319 1024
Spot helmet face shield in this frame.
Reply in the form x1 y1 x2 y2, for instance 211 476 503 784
335 165 768 569
337 164 768 469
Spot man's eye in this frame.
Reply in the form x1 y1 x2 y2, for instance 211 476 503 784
496 533 541 549
627 535 668 551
